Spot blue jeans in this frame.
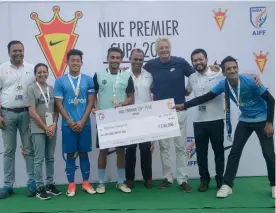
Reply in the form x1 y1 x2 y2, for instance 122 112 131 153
2 110 34 187
32 133 56 188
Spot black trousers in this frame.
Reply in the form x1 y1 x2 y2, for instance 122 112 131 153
125 142 152 181
224 121 275 187
193 119 225 182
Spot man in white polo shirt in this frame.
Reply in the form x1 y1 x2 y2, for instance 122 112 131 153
0 40 36 199
125 49 153 189
185 49 225 192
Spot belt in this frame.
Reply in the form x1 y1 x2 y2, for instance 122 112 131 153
1 107 29 113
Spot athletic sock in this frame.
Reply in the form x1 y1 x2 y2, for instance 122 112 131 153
117 168 125 184
98 169 105 184
79 154 90 181
66 157 76 183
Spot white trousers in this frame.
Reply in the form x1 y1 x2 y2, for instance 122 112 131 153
159 110 188 185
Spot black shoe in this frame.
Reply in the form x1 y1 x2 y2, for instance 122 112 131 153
46 184 62 196
198 179 210 192
144 180 154 189
36 187 51 200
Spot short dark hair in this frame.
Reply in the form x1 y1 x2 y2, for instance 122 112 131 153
190 48 207 61
8 40 24 53
220 56 238 72
34 63 48 75
107 47 124 59
67 49 83 61
129 48 145 59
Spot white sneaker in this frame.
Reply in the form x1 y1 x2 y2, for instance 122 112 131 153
116 183 131 193
272 186 276 199
96 184 106 194
216 184 232 198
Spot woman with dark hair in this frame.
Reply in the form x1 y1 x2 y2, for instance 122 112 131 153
27 63 61 200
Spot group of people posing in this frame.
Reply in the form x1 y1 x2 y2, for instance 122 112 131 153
0 37 274 201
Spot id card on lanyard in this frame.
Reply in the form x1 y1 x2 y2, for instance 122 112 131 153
14 71 24 100
36 82 53 126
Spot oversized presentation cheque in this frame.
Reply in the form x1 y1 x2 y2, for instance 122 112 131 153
96 99 181 149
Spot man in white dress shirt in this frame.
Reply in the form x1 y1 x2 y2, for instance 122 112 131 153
0 40 36 199
185 49 225 192
125 49 154 189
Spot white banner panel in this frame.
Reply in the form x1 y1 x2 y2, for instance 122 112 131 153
0 1 274 187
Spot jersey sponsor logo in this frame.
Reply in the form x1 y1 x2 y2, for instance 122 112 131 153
31 6 82 78
212 8 227 31
68 98 87 104
254 50 268 73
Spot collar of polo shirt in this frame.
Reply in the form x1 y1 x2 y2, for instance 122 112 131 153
130 68 145 77
9 60 25 69
197 67 211 76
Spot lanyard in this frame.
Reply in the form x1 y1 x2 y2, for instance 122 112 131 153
12 69 23 90
36 82 50 109
227 79 240 107
198 76 208 95
68 74 81 98
107 68 121 96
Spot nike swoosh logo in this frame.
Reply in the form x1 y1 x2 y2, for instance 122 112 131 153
49 40 64 46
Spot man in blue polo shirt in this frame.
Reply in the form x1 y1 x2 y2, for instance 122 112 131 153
54 49 96 197
183 56 275 198
144 37 219 192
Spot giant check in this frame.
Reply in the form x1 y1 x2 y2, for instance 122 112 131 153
96 99 181 149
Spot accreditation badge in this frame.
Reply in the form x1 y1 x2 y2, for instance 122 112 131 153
45 112 53 126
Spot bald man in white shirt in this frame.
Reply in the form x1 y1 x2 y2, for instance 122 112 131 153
125 49 153 189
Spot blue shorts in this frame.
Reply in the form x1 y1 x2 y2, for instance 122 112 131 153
62 125 92 153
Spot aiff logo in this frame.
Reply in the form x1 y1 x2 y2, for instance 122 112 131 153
186 137 197 166
250 7 267 36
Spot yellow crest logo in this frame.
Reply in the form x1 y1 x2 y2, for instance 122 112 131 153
212 8 227 30
31 6 82 78
254 50 268 73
